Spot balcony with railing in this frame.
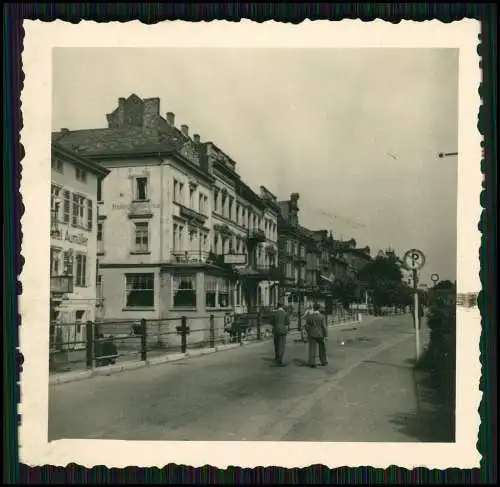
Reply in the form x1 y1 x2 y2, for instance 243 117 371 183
247 228 266 243
50 275 74 295
128 200 154 219
237 265 280 281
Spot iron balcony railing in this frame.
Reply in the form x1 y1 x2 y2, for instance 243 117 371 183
50 275 74 294
248 228 266 242
170 250 212 264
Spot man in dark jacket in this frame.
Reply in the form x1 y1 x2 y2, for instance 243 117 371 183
271 302 290 365
304 302 328 367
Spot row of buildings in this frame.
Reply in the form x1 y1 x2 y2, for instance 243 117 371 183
50 94 372 344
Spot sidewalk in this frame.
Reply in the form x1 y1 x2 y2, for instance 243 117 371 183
50 314 376 385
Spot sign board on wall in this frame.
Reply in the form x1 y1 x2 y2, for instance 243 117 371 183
224 254 247 265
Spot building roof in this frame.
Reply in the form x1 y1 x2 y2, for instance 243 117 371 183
52 142 110 178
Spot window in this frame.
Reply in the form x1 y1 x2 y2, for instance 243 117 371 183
173 224 179 251
205 276 233 308
205 276 217 308
221 194 227 217
96 274 103 299
172 224 184 251
97 179 103 202
172 274 196 308
213 189 219 212
134 222 149 253
97 223 104 253
50 247 63 275
86 199 93 231
213 233 219 254
135 177 148 201
63 250 74 276
173 180 184 204
189 186 195 209
51 185 62 222
228 197 233 221
242 208 246 227
75 167 87 183
218 279 232 308
72 194 86 227
125 273 154 308
198 194 208 215
51 158 64 173
75 252 87 287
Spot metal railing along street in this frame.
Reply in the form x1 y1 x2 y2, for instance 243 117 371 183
48 309 365 375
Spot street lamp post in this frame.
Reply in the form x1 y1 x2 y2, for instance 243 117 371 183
438 151 458 158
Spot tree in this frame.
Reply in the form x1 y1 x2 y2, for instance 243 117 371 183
330 275 359 310
358 253 407 314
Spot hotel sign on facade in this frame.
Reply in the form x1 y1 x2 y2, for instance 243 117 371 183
51 227 89 246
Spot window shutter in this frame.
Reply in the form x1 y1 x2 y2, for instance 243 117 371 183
87 199 93 231
84 254 89 287
72 194 78 225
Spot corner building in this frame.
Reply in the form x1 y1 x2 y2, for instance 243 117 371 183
53 94 280 344
50 142 110 347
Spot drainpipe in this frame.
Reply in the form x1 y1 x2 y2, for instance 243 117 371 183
159 154 164 263
159 154 164 322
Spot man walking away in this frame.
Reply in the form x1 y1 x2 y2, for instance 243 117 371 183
271 302 290 366
305 302 328 368
301 304 313 342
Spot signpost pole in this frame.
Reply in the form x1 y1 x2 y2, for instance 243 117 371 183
403 249 426 363
413 268 420 361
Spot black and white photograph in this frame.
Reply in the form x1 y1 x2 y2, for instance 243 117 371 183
20 20 482 469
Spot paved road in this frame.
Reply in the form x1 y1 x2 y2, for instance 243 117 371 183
49 314 428 442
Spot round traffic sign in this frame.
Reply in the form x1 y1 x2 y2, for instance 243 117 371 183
403 249 426 271
431 273 440 283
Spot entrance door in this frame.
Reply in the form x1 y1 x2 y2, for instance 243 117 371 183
74 310 86 350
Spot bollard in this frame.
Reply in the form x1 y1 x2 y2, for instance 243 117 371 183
209 314 215 349
140 318 147 362
237 320 243 346
176 316 190 354
256 313 262 341
85 321 94 369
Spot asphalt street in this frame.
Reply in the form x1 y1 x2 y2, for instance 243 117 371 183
49 314 429 442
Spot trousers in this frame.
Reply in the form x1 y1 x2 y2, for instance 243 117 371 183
308 337 327 366
273 334 287 363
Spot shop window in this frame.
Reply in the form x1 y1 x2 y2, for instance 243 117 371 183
125 273 154 308
172 273 196 308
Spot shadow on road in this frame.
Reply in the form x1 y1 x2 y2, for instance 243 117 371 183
292 358 309 367
388 367 455 442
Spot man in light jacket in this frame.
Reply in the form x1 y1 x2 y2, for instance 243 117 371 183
301 304 313 342
304 302 328 368
271 302 290 366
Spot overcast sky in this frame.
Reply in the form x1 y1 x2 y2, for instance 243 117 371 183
53 48 459 284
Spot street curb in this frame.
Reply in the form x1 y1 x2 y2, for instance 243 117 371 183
49 317 370 386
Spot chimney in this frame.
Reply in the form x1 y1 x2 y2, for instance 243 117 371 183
118 97 126 107
166 112 175 126
143 97 160 128
61 128 70 133
193 134 201 144
181 124 189 138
